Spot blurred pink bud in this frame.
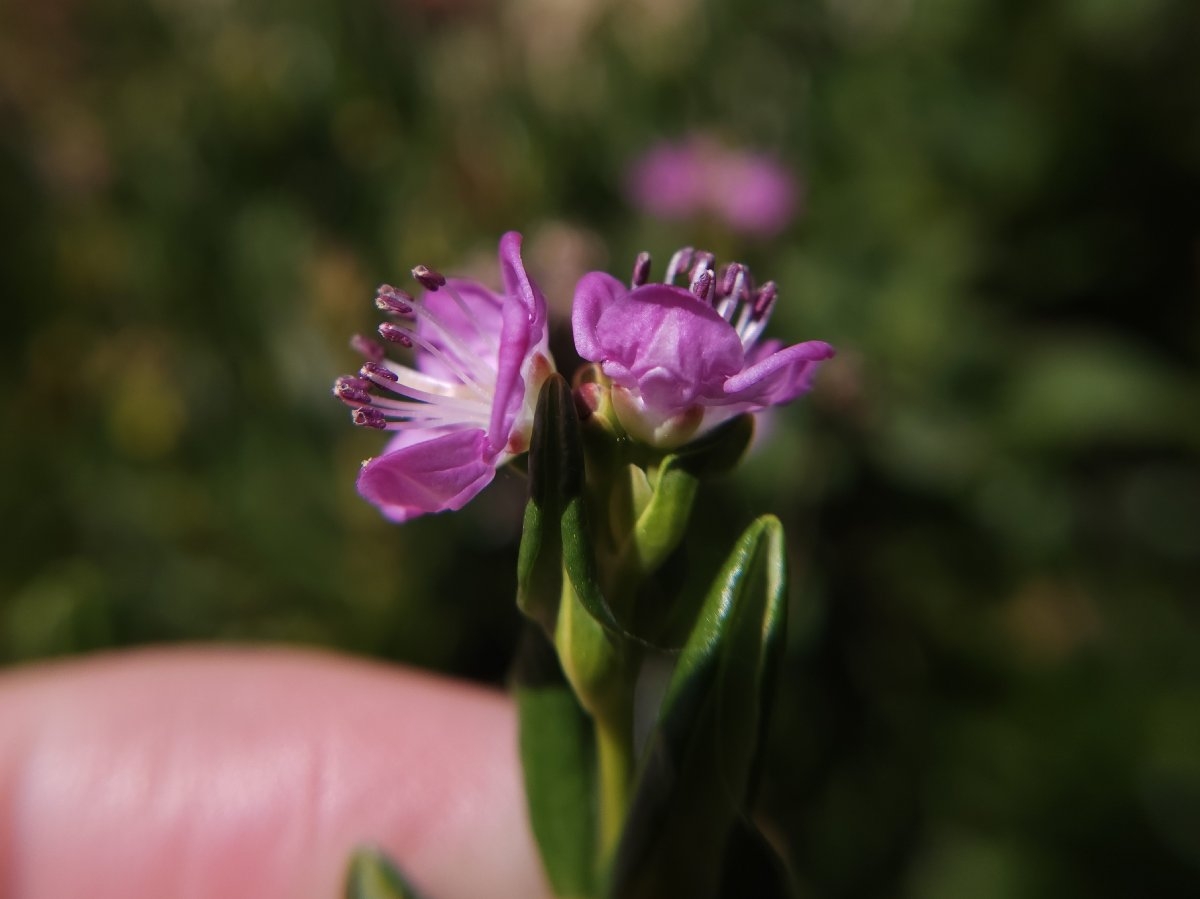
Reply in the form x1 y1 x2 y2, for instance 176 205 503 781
625 137 801 237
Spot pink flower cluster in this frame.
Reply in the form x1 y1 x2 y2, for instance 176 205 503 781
334 234 832 520
624 137 800 237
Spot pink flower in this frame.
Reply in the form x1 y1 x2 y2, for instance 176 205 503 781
334 232 554 521
624 137 800 237
573 247 833 448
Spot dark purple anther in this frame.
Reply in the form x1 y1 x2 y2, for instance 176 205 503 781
351 333 386 363
379 322 414 347
352 407 388 429
691 269 714 301
376 285 415 315
336 375 372 393
335 383 372 406
753 281 777 318
719 263 740 299
360 361 398 382
412 265 446 291
632 252 652 287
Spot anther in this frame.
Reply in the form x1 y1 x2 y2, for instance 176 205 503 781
360 361 398 382
632 252 652 287
691 269 714 301
352 407 388 429
336 375 372 393
719 263 741 299
753 281 777 318
351 334 386 363
378 322 414 347
690 251 715 282
375 285 415 315
665 247 695 284
412 265 446 291
335 382 372 406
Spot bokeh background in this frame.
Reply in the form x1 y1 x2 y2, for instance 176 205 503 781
2 0 1199 895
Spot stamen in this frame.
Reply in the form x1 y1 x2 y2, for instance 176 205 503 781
378 322 414 348
353 408 388 429
375 284 415 316
368 388 489 415
412 265 446 291
718 263 741 299
691 269 714 302
444 283 500 353
689 251 715 283
351 334 385 363
360 361 398 383
335 383 373 406
393 290 500 383
716 265 752 322
379 322 490 398
753 281 777 319
632 252 651 287
337 375 372 392
664 247 694 285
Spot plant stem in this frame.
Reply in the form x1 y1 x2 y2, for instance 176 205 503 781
594 697 634 864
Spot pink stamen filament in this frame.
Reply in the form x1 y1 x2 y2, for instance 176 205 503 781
443 284 501 354
383 324 492 399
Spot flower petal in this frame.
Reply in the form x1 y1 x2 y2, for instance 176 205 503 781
488 232 547 455
415 278 504 380
571 271 627 363
591 284 744 411
357 429 495 522
721 340 835 407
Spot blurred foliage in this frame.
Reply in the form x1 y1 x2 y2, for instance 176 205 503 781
1 0 1198 896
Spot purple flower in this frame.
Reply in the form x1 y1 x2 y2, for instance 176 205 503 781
334 232 554 521
573 247 834 448
625 137 800 237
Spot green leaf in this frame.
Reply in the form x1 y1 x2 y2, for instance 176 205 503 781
606 516 790 899
517 374 585 636
343 848 427 899
513 625 597 899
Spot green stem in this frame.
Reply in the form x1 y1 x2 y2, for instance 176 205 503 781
594 694 634 864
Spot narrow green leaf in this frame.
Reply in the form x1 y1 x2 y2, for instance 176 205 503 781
607 515 790 899
517 374 584 635
343 848 427 899
513 625 597 899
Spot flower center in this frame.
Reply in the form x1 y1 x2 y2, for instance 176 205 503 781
332 269 500 434
632 246 779 351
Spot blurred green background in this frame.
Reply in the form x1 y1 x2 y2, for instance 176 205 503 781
2 0 1199 895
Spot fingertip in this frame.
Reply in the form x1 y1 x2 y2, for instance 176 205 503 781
0 647 550 899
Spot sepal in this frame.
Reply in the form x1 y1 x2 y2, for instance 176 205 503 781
517 374 585 636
